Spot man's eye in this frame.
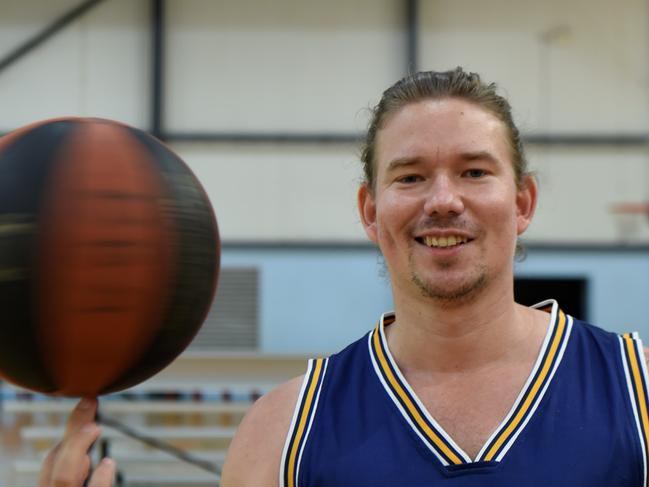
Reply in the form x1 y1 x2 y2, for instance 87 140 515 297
465 169 486 178
397 175 421 183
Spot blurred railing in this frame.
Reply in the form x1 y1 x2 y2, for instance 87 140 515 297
1 353 310 486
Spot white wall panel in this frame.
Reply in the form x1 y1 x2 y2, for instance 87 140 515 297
525 146 649 243
165 0 404 133
0 0 150 131
172 142 368 241
1 1 649 245
419 0 649 133
0 0 79 56
76 0 150 124
179 142 649 244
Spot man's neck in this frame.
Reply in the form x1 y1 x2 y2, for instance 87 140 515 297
386 284 542 375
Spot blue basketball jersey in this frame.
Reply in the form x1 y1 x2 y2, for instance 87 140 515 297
280 300 649 486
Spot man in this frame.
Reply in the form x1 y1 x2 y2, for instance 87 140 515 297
41 69 649 486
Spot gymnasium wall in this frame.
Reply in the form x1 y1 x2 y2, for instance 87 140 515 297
515 248 649 336
1 0 649 353
0 0 150 128
216 245 649 354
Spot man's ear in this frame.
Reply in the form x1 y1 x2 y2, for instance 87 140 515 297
358 184 378 243
516 174 538 236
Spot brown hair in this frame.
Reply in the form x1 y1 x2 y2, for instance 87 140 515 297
360 67 528 191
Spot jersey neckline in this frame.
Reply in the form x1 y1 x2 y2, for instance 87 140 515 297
366 299 573 468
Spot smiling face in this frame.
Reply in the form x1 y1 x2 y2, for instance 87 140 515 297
358 98 537 306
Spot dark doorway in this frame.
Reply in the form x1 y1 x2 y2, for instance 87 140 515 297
514 277 587 321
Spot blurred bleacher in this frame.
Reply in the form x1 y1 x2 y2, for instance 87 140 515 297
0 353 308 486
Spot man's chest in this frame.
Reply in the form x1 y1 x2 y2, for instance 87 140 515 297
412 366 529 460
290 314 646 486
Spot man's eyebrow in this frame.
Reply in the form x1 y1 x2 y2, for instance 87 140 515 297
458 150 500 164
384 151 501 173
385 157 422 173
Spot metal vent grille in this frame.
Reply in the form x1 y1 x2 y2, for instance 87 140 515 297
188 267 259 350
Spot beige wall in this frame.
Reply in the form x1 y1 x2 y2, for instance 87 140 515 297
0 0 149 128
2 0 649 243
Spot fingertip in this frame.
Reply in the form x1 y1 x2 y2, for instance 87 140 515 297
100 457 115 469
88 457 117 486
78 397 97 410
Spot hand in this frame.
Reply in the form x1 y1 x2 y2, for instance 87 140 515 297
38 397 116 486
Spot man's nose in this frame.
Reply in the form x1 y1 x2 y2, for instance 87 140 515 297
423 176 464 216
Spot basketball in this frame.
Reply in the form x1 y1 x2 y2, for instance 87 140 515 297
0 118 220 397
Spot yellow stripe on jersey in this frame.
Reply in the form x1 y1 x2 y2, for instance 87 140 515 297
483 310 567 461
372 328 463 465
623 332 649 481
287 358 324 487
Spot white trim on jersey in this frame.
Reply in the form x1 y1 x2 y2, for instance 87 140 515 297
366 330 452 466
476 300 560 460
494 314 573 462
295 358 329 486
279 359 314 487
376 320 472 463
632 333 649 487
619 333 648 487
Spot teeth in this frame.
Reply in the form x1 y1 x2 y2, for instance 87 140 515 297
423 235 467 248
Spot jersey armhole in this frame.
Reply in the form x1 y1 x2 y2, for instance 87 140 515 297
279 357 329 487
618 332 649 486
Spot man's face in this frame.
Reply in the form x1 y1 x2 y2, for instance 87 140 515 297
358 98 536 305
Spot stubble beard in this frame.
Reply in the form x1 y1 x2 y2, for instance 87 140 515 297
409 256 490 306
405 216 490 304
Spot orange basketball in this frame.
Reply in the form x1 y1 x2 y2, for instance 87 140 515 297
0 118 220 397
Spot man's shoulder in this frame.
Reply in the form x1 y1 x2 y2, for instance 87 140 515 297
570 315 637 344
220 375 304 487
571 315 649 368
